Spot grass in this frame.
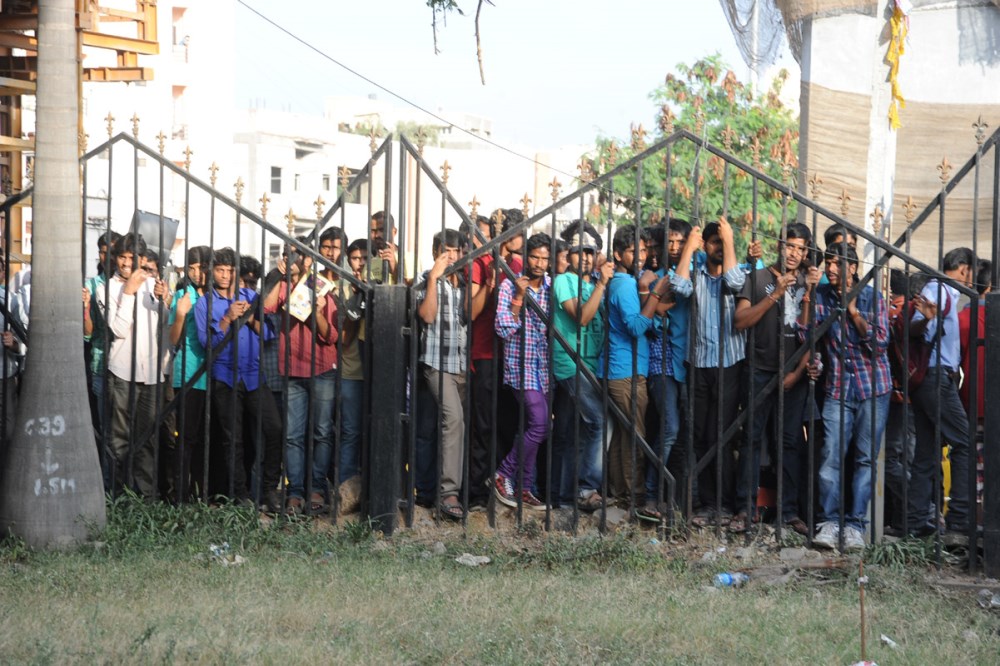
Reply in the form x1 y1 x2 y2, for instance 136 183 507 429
0 498 998 664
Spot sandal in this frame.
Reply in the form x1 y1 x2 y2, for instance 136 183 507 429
576 491 604 513
729 511 749 533
285 496 303 516
691 509 715 528
309 492 327 514
633 503 663 523
439 497 464 521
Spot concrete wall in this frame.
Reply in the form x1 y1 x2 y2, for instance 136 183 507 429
796 1 999 269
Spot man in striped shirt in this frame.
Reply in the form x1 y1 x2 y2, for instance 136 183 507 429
416 229 468 520
800 244 890 551
684 217 746 526
492 233 552 510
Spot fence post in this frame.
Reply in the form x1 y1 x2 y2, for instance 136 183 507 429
365 284 407 535
984 292 1000 576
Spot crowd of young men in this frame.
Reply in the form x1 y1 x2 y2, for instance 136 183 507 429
83 222 381 515
71 209 985 547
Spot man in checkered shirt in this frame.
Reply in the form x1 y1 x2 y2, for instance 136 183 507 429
415 229 468 520
491 233 553 510
799 243 890 551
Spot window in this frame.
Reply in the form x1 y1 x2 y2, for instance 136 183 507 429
294 173 300 191
322 174 330 191
270 166 281 194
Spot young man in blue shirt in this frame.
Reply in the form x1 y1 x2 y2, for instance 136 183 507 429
194 247 282 510
599 225 672 521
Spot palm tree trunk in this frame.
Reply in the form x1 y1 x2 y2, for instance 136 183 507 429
0 0 106 547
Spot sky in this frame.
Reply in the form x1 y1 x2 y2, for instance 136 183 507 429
234 0 795 149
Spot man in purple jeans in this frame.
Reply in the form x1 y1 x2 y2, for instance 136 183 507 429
492 233 552 510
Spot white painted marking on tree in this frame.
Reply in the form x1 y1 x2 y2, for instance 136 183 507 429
24 415 66 437
40 448 59 475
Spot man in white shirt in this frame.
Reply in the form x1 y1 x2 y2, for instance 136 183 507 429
907 247 974 537
96 233 172 498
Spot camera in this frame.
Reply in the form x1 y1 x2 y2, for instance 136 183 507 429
345 289 367 321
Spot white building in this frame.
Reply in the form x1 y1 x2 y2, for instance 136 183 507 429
60 4 593 278
232 105 592 277
74 0 237 272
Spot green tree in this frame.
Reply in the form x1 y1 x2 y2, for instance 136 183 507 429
393 121 441 146
588 54 799 260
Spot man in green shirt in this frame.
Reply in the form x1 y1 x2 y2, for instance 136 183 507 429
548 222 614 511
85 230 120 491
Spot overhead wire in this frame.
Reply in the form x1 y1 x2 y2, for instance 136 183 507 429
235 0 588 192
236 0 807 228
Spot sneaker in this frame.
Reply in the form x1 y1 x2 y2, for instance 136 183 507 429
520 490 547 511
813 521 839 550
492 474 517 508
842 525 866 552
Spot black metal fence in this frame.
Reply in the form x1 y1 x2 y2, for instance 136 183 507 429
0 124 996 573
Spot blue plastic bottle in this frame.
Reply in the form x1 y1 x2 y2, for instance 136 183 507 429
713 572 750 588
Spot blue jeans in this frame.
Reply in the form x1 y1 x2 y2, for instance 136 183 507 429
91 371 112 492
338 377 364 483
819 390 890 530
646 374 680 500
284 370 336 499
414 370 439 502
553 376 604 502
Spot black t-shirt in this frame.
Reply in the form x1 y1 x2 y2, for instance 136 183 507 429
738 266 807 372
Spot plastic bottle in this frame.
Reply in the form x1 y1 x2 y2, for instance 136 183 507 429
976 588 1000 609
713 572 750 588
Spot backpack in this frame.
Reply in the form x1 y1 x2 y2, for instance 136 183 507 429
888 281 951 396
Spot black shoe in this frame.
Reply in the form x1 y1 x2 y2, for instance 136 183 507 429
908 523 940 538
884 524 906 538
262 490 283 514
944 524 983 539
946 521 968 533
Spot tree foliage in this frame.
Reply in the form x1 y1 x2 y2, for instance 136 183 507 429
587 54 799 259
